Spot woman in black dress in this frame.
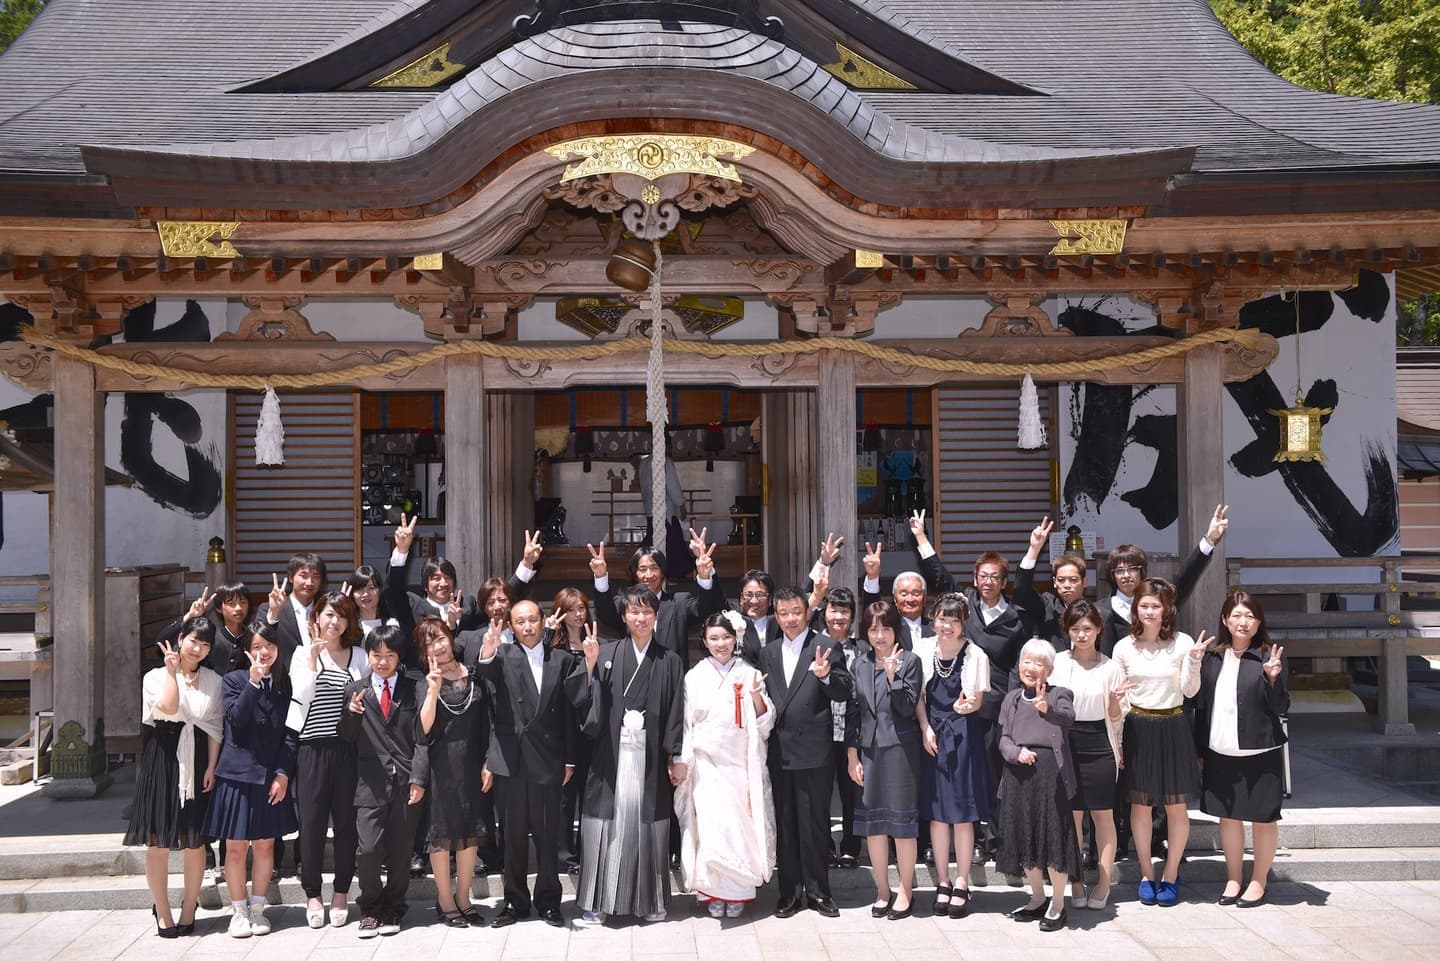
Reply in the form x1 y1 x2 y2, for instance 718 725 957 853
998 638 1080 932
1194 592 1288 908
205 621 298 938
846 599 923 920
127 616 223 937
418 617 488 926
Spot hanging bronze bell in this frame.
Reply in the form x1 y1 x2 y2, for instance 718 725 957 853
606 237 656 292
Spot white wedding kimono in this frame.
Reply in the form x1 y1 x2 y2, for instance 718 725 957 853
674 657 777 903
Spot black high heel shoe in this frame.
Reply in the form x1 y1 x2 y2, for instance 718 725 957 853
433 904 469 928
177 898 198 935
152 905 179 939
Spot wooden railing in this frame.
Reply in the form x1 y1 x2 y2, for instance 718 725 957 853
1225 555 1440 734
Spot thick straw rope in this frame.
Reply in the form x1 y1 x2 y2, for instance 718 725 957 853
647 242 668 546
15 324 1260 390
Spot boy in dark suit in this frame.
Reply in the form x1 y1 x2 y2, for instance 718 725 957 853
473 600 597 927
339 625 428 938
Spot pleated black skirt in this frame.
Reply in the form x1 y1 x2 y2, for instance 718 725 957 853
1123 712 1200 806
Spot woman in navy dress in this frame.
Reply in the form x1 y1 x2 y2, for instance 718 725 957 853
205 621 298 938
919 593 991 918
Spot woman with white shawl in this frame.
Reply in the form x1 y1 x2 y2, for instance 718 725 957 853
674 610 776 918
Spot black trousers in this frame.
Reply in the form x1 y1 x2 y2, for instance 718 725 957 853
495 775 564 912
356 789 419 917
829 742 860 857
559 742 592 867
978 716 1004 857
296 738 359 898
771 764 834 902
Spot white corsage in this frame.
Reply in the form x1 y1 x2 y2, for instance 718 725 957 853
604 660 613 671
722 610 747 636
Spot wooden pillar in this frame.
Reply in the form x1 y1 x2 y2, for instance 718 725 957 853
483 392 535 579
761 390 818 588
1177 344 1226 635
1378 562 1415 735
817 351 858 598
42 357 112 798
445 355 488 593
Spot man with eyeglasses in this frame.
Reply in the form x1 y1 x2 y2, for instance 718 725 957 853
726 568 778 667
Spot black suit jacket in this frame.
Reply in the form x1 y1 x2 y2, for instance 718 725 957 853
1010 568 1071 653
593 580 726 668
216 669 297 786
389 553 533 641
582 638 685 822
474 641 591 785
760 629 854 771
156 615 242 677
1098 543 1214 656
1191 649 1290 754
338 674 429 807
254 598 306 666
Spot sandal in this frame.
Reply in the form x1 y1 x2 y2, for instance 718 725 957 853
949 888 971 919
933 884 953 912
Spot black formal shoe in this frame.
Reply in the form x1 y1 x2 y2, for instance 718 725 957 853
1039 909 1067 932
458 904 484 925
410 854 427 878
870 894 895 918
810 897 839 918
838 854 859 870
1237 890 1267 908
775 898 803 919
670 853 682 871
1217 891 1241 906
948 888 971 919
1009 902 1048 923
886 900 913 921
540 907 566 928
434 905 469 928
491 905 529 928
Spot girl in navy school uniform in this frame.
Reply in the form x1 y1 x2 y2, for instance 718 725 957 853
204 621 299 938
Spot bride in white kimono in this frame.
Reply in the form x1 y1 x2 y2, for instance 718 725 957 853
675 611 777 918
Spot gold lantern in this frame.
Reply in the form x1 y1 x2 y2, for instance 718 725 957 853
1269 291 1330 463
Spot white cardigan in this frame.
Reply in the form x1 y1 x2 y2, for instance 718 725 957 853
285 645 369 733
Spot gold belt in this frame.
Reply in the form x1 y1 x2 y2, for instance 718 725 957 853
1130 705 1184 718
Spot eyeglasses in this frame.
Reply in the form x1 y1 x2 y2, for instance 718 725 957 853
740 591 770 601
1112 565 1143 576
975 573 1003 583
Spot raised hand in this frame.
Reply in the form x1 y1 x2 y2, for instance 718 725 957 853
1029 515 1055 554
307 637 328 671
521 529 544 568
426 655 443 697
908 510 931 548
1205 504 1230 545
882 651 899 681
1107 673 1129 714
268 572 288 612
185 587 213 621
587 541 608 579
581 621 601 674
394 512 418 554
157 640 181 675
863 542 883 580
1263 644 1285 683
481 621 504 662
1191 629 1216 661
694 538 718 581
338 581 353 597
444 595 463 629
818 532 844 566
245 648 270 686
687 526 710 558
750 672 768 696
812 643 833 679
1034 680 1048 714
544 610 561 632
348 689 366 715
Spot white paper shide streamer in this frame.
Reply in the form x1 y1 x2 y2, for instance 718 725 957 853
255 386 286 466
1017 371 1046 450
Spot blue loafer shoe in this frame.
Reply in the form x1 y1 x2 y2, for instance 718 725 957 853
1155 880 1179 907
1138 879 1157 905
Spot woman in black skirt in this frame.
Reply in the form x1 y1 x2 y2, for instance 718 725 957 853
127 616 223 937
1194 591 1288 908
418 617 489 926
1047 601 1128 910
997 639 1080 932
1111 578 1207 907
205 621 299 938
845 600 922 920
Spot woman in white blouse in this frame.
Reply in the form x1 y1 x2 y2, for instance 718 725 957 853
1049 601 1128 910
1193 592 1288 908
1111 578 1208 908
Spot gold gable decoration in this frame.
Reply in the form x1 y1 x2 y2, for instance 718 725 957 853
371 41 467 88
1048 219 1128 256
156 221 241 259
822 43 917 90
546 136 756 184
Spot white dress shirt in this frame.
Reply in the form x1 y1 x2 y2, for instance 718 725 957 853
780 632 806 686
521 640 545 692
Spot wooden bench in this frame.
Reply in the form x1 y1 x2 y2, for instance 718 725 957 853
1227 556 1440 735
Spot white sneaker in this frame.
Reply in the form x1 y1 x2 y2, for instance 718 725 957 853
706 901 726 918
643 909 667 923
249 907 272 936
576 910 607 927
725 902 744 919
228 907 253 939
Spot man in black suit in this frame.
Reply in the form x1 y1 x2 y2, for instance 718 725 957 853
858 516 940 652
472 600 597 928
587 528 724 668
256 552 327 664
389 517 541 637
1011 517 1088 653
338 625 428 938
760 587 853 918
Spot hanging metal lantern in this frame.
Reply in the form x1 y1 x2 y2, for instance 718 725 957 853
1269 395 1333 463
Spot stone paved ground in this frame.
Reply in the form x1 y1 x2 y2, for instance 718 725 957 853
5 879 1440 961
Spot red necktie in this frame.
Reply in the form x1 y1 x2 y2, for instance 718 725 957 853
380 679 392 720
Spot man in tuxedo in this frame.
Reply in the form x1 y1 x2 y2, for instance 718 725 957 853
587 528 724 668
389 518 542 637
256 552 326 664
338 626 428 938
760 588 853 918
719 568 779 666
858 515 941 652
473 601 596 928
1011 517 1088 653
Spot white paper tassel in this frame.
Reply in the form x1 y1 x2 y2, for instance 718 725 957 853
1017 372 1046 450
255 386 285 466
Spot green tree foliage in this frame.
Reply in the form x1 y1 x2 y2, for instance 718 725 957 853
0 0 45 54
1211 1 1440 105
